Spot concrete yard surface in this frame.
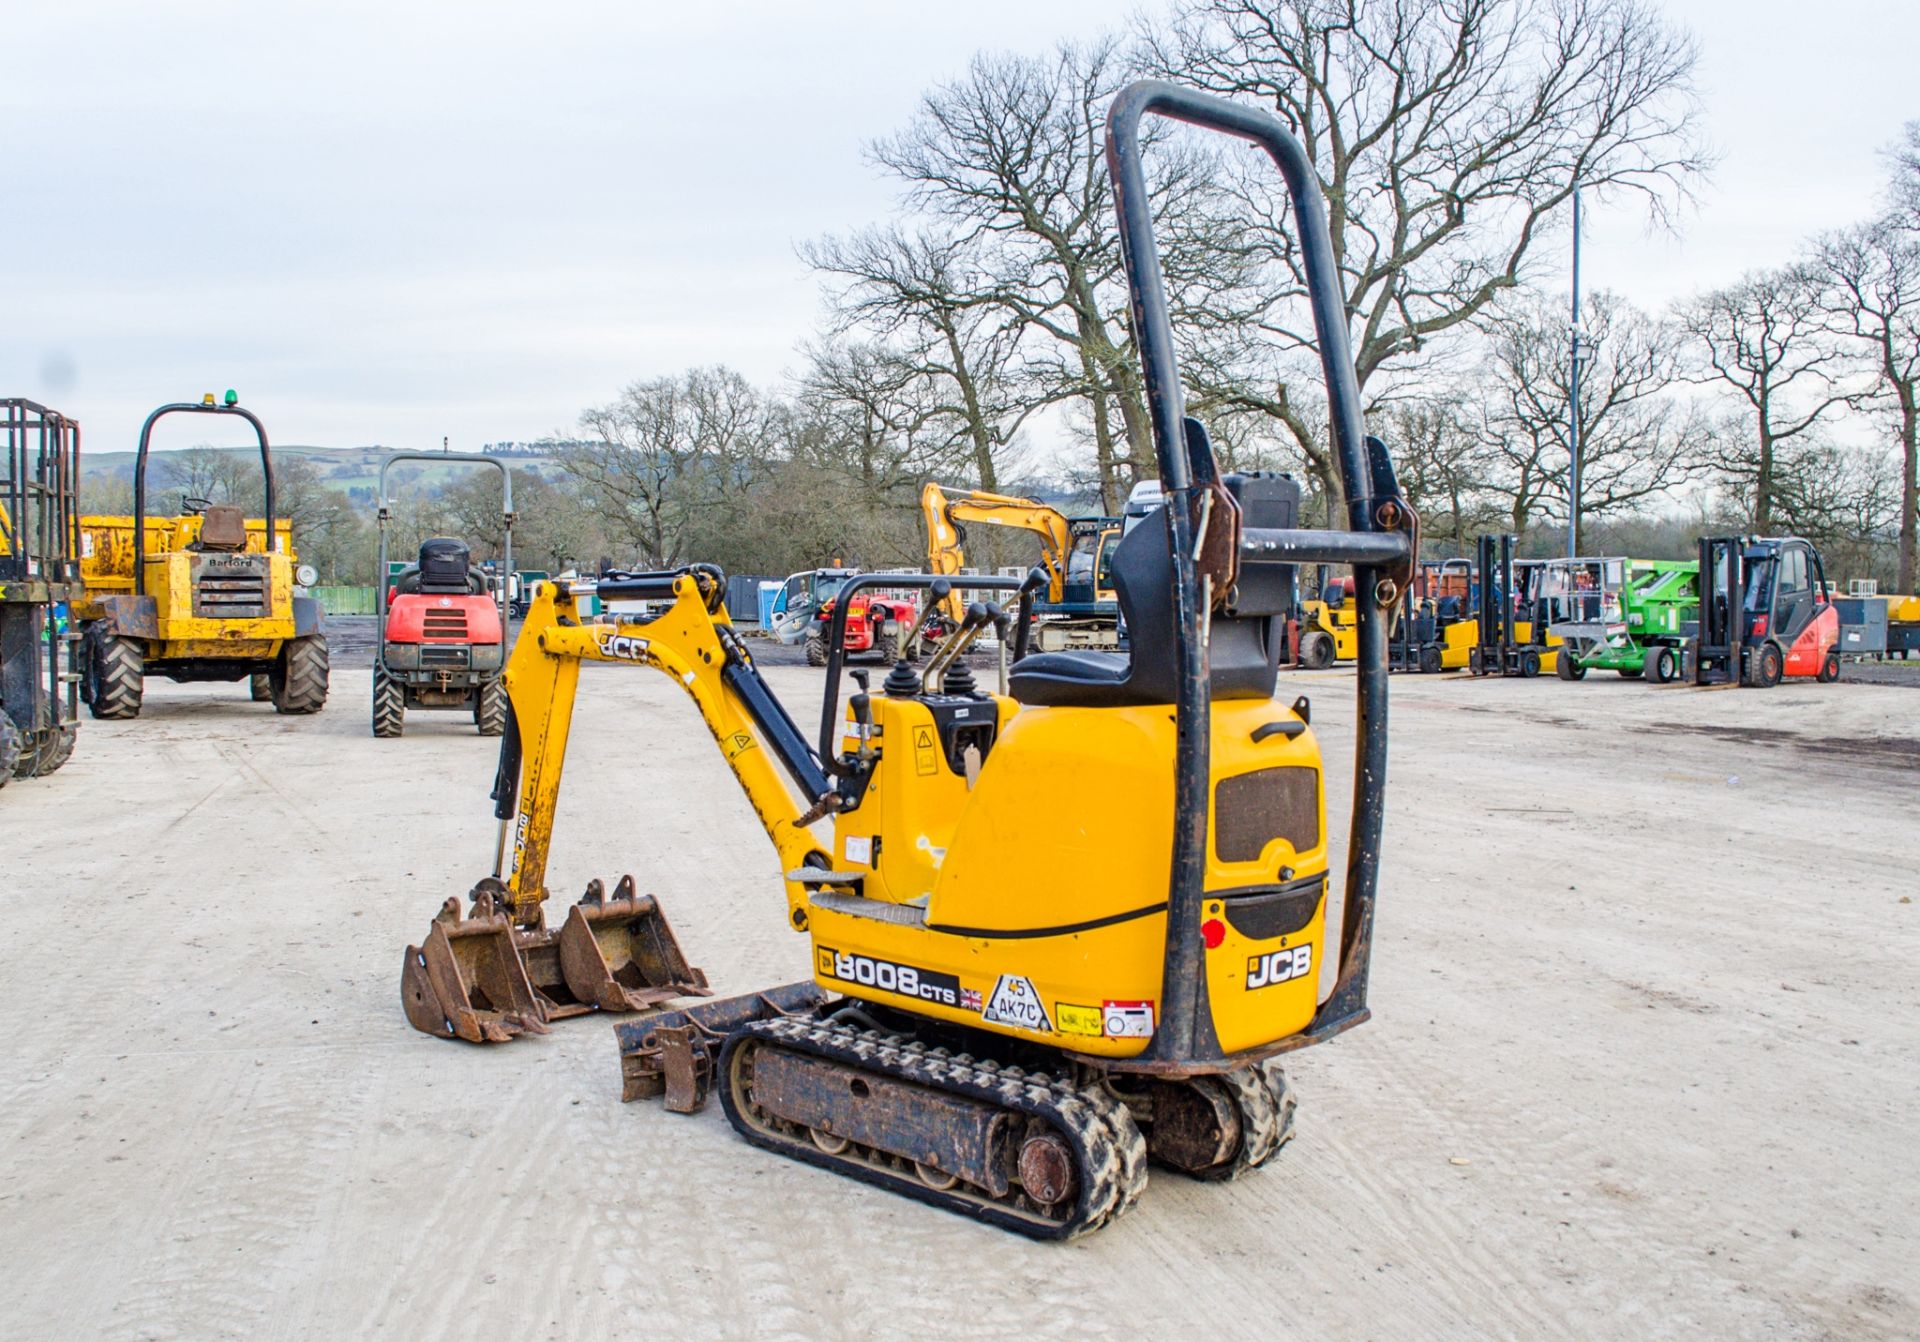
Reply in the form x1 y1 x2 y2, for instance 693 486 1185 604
2 665 1916 1340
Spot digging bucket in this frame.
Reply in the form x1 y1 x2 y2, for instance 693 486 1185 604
558 875 711 1013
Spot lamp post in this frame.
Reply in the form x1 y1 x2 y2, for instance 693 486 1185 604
1568 185 1583 560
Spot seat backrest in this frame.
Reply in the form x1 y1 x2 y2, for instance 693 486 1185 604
418 538 473 594
198 505 248 552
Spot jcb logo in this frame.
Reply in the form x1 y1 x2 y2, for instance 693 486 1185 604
1246 945 1312 991
595 630 649 661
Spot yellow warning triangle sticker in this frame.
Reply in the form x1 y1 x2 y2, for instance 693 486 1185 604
914 727 934 748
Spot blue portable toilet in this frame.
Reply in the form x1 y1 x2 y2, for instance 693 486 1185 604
758 581 783 630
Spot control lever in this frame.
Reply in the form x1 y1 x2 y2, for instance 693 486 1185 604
924 600 993 694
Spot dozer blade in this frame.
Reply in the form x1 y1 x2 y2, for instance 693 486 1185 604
402 897 550 1043
558 875 711 1013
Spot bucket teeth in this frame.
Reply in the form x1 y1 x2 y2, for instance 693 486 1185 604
558 875 711 1013
401 876 707 1043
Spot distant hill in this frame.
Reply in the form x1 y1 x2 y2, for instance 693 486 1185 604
81 443 567 500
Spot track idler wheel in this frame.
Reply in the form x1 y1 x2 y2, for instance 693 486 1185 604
1145 1062 1297 1181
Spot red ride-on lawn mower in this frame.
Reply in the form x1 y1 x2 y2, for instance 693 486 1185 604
372 452 514 737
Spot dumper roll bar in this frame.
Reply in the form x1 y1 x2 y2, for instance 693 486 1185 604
131 400 273 597
1105 82 1414 1071
375 451 515 643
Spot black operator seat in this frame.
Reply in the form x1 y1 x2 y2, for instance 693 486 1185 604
394 537 488 596
1009 467 1298 708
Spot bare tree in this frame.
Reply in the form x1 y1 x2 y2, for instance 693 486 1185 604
803 228 1044 492
1814 217 1920 591
1480 289 1707 544
563 367 773 568
1682 269 1858 533
1377 396 1502 552
867 38 1241 507
1146 0 1708 502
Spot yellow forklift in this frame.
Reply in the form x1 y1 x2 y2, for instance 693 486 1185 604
399 83 1416 1240
77 394 327 718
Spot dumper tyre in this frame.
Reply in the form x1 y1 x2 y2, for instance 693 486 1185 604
0 716 19 786
272 634 330 715
85 629 144 720
475 676 507 736
372 664 405 738
872 630 900 664
805 631 829 667
250 672 272 701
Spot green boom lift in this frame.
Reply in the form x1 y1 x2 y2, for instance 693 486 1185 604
1550 557 1697 684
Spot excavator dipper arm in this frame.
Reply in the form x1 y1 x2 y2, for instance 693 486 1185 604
493 569 834 930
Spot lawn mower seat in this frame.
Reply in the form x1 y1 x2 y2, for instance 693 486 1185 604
1009 468 1295 708
393 538 488 596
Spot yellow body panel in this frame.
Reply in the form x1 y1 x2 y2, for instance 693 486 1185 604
77 514 293 593
1437 618 1475 669
1302 599 1358 661
817 697 1328 1058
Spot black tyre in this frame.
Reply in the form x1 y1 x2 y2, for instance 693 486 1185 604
26 723 78 778
1755 641 1784 688
372 663 406 738
1556 650 1578 680
805 631 828 667
85 628 145 720
1651 647 1677 684
1300 631 1335 670
250 672 272 702
873 630 900 664
271 634 330 715
1519 649 1541 678
1818 650 1840 683
474 675 507 736
1419 645 1442 675
0 715 19 787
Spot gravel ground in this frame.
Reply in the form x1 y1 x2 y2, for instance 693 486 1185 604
3 657 1915 1339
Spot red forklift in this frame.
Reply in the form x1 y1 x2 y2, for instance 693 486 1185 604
1691 535 1840 686
373 452 514 737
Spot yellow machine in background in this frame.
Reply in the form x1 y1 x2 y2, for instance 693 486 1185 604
920 481 1121 651
401 84 1416 1242
75 395 328 719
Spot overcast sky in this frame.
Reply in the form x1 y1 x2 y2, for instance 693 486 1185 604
5 0 1916 456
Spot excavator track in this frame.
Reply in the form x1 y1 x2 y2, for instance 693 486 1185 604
718 1014 1148 1240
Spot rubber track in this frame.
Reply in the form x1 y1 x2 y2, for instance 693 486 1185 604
474 676 506 736
371 665 405 738
720 1015 1148 1240
1184 1062 1297 1182
274 635 329 715
89 633 144 720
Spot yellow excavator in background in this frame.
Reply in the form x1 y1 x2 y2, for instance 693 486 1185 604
920 482 1122 652
398 82 1416 1241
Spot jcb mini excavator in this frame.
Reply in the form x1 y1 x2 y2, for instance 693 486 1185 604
400 83 1415 1240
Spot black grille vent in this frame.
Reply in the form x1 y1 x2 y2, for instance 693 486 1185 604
1213 766 1319 863
193 563 268 618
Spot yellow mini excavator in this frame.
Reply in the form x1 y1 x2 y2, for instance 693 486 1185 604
400 82 1416 1240
920 482 1122 652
